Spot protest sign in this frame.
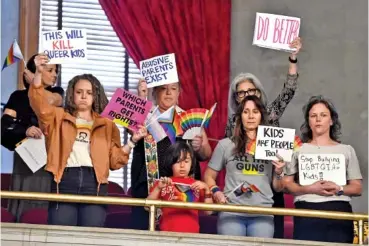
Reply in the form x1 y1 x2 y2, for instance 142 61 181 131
254 125 295 162
139 53 179 88
101 88 152 132
298 154 346 186
39 29 87 64
252 13 300 52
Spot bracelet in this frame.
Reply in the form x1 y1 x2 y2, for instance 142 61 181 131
204 193 212 199
289 56 297 63
210 185 220 194
130 136 137 144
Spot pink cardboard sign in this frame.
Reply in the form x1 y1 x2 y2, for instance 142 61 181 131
101 88 152 132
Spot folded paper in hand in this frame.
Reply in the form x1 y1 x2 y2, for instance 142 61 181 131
15 135 47 173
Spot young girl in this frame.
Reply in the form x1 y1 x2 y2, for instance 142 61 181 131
147 141 213 233
29 54 147 227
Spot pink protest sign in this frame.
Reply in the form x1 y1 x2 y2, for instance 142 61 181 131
101 88 153 132
252 13 300 52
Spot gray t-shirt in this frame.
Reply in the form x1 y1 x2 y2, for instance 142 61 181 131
208 138 274 211
285 143 362 203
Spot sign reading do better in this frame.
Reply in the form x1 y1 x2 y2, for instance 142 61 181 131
40 29 87 64
252 13 301 52
298 154 347 186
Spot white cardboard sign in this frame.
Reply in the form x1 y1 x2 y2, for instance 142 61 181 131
298 154 347 186
252 13 301 52
255 125 295 162
139 53 179 88
39 29 87 64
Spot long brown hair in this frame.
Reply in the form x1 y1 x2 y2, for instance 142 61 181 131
64 74 108 115
232 95 268 154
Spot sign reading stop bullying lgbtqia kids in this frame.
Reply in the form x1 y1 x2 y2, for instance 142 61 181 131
39 29 87 64
252 13 301 52
139 53 179 88
101 89 153 132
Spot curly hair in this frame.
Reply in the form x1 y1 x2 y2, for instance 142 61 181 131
64 74 108 115
232 95 269 154
300 95 342 143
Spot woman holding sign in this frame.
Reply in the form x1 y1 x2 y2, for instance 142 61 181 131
130 80 212 230
283 95 362 243
1 54 64 221
28 54 147 227
204 95 286 238
225 36 301 238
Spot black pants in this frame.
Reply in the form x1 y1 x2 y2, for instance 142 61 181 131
131 184 149 230
294 201 354 243
272 191 285 238
48 167 108 227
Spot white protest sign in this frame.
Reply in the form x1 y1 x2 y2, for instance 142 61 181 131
255 125 295 162
298 154 346 186
252 13 300 52
15 136 47 173
39 29 87 64
139 53 179 88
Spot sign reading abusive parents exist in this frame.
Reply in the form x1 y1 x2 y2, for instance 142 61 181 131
252 13 300 52
139 53 179 88
255 126 295 162
39 29 87 64
101 89 153 132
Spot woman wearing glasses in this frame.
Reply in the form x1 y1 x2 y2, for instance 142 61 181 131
225 37 302 238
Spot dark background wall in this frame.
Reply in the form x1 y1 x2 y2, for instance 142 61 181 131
231 0 368 212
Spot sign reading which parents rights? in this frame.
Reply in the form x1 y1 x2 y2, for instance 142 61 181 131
298 154 346 186
139 53 179 88
252 13 301 52
101 88 153 132
39 29 87 64
254 125 295 162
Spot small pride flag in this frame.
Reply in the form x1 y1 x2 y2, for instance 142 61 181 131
202 103 217 128
2 40 25 71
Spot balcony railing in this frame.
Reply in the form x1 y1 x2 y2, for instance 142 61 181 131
1 190 368 244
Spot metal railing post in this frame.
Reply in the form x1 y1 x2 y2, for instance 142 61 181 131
149 205 156 232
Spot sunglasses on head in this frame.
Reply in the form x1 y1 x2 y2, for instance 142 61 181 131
235 88 260 98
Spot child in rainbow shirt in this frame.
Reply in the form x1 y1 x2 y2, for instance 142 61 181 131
147 141 213 233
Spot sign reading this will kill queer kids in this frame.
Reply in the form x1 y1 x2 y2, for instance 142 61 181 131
39 29 87 64
139 53 179 88
252 13 300 52
101 89 153 132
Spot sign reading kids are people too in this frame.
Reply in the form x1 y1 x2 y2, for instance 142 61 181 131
139 53 179 88
252 13 301 52
39 29 87 64
255 126 295 162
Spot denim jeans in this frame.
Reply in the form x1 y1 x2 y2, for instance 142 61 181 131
48 167 108 227
217 212 274 238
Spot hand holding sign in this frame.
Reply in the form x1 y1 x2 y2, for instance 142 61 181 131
131 125 148 143
34 54 49 73
137 78 148 99
289 37 302 56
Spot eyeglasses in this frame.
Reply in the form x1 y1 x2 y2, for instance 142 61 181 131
235 88 260 98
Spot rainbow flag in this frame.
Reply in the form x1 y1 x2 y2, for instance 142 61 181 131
157 106 175 123
188 108 208 127
177 188 196 202
203 103 217 128
172 113 183 136
245 135 303 155
2 40 24 71
160 122 177 144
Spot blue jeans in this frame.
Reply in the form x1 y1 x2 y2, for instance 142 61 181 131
217 212 274 238
48 167 108 227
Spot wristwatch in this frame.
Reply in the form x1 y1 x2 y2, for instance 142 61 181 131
336 186 344 196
